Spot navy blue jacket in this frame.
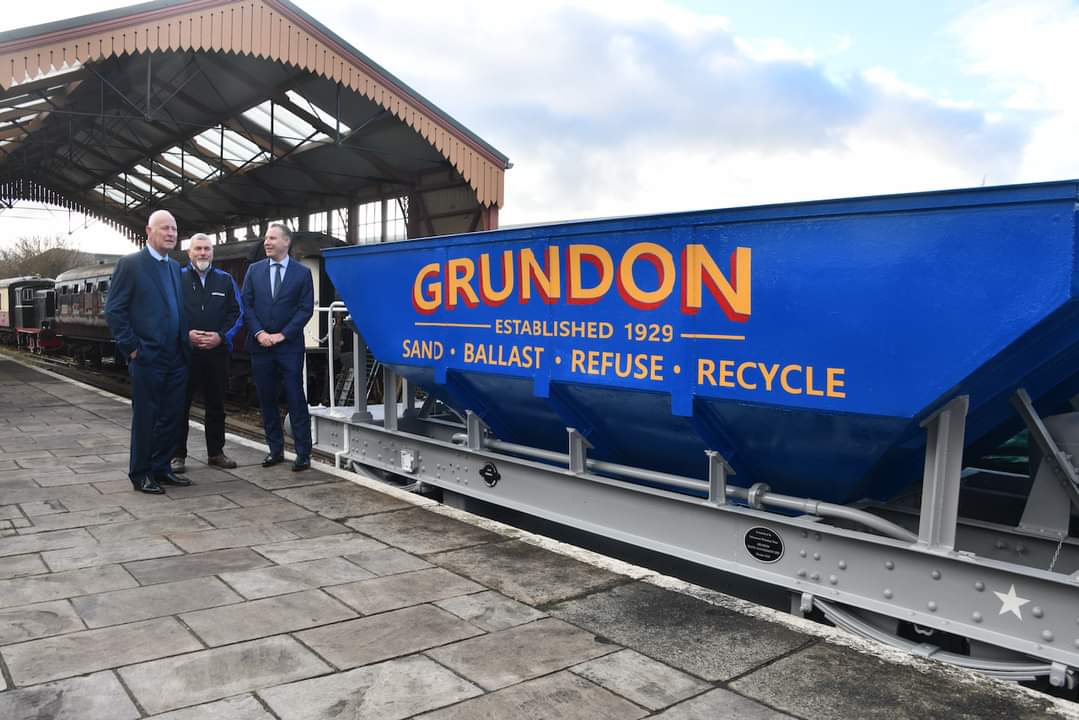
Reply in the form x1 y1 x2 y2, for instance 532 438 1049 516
105 248 190 365
240 257 314 354
180 265 243 351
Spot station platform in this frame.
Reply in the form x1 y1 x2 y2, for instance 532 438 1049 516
0 355 1072 720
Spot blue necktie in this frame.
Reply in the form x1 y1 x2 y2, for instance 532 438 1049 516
157 258 179 344
272 263 283 299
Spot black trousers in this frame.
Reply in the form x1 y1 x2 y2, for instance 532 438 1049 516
128 354 187 479
176 349 228 458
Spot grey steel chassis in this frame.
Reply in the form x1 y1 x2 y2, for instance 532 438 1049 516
309 317 1079 688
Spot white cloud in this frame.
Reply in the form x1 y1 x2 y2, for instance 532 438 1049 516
0 0 1046 251
952 0 1079 181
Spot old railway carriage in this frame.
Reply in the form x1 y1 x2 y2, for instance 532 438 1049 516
0 275 58 351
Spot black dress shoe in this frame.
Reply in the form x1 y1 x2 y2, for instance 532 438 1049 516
154 471 191 487
262 453 285 467
291 456 311 472
131 475 165 494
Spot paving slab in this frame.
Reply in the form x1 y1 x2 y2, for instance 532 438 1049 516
125 547 274 584
325 566 485 615
0 527 94 558
19 506 132 534
275 516 350 538
432 539 627 605
342 546 433 576
147 694 275 720
196 502 315 528
259 654 483 720
33 468 128 486
728 640 1060 720
0 504 23 519
228 463 339 490
187 442 270 467
152 479 256 499
1 616 202 686
71 576 242 628
42 535 182 572
550 581 809 681
345 507 504 554
0 670 140 720
252 532 385 564
124 494 242 518
0 553 48 579
18 498 70 516
274 482 412 519
167 524 299 553
221 486 289 506
180 588 356 646
219 557 375 599
435 590 547 632
0 599 85 645
416 670 647 720
571 648 711 711
428 617 615 690
119 635 332 715
88 514 213 543
651 688 793 719
0 564 137 608
296 603 484 669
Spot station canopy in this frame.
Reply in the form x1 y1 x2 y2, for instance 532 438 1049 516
0 0 510 243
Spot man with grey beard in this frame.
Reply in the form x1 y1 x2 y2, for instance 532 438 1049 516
172 233 243 473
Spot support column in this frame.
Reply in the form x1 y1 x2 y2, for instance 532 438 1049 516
347 197 359 245
917 395 968 551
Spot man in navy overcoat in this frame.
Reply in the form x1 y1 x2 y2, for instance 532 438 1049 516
241 223 315 470
105 209 192 494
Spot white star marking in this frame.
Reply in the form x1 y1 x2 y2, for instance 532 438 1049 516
993 584 1030 620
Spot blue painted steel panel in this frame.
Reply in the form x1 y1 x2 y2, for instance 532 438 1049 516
324 181 1079 503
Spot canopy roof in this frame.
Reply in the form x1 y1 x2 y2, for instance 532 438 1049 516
0 0 509 241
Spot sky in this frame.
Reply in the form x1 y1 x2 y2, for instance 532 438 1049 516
1 0 1077 253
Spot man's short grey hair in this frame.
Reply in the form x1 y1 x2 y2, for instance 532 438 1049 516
189 233 213 244
269 223 292 242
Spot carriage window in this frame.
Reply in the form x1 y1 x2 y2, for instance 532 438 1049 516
85 281 93 293
21 289 34 302
98 281 108 292
60 286 68 296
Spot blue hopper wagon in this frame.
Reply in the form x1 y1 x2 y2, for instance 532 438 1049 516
311 180 1079 688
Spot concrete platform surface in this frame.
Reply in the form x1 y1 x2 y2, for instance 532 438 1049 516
0 355 1072 719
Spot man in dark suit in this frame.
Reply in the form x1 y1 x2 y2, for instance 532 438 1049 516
172 233 243 474
105 209 191 494
241 223 314 471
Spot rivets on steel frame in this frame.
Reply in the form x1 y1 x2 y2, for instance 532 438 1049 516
1042 630 1054 642
974 581 985 592
828 575 838 585
1032 606 1044 619
930 570 941 580
837 560 847 570
797 569 807 578
883 588 893 599
884 560 895 570
928 601 938 612
972 612 983 623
